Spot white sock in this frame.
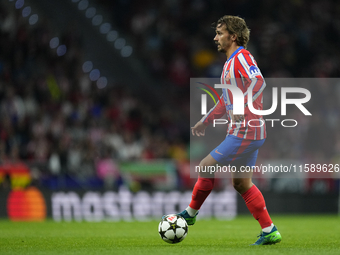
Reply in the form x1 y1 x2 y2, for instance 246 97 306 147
262 223 274 233
186 206 198 217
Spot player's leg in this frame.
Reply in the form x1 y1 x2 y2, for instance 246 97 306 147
232 175 281 245
231 144 281 245
180 134 252 224
243 182 281 244
232 175 273 231
232 176 253 194
231 139 272 230
178 135 245 225
178 154 217 225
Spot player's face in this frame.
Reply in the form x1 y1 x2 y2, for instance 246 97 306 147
214 24 232 53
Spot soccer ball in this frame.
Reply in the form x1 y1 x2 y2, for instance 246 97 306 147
158 214 188 244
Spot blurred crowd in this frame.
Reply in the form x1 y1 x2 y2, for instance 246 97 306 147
99 0 340 162
101 0 340 78
0 0 340 190
0 1 189 189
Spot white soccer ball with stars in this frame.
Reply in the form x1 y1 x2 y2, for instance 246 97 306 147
158 214 188 244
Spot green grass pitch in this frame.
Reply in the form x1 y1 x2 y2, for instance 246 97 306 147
0 215 339 255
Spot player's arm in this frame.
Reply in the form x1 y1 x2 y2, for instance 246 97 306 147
236 53 266 109
191 94 226 136
191 121 207 136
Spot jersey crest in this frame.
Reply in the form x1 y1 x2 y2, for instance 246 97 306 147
224 70 230 82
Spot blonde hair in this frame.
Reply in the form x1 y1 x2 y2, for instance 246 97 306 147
213 15 250 48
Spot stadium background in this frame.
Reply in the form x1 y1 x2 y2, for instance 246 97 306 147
0 0 339 222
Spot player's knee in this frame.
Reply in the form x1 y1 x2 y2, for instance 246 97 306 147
232 179 251 193
198 160 215 178
198 170 214 178
232 181 243 192
199 154 217 168
199 158 210 168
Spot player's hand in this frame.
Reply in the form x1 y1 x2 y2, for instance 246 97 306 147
232 114 244 122
191 121 207 136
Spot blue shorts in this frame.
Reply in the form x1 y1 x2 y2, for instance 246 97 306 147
210 135 265 166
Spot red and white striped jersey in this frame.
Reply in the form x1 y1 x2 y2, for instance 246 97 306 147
201 46 266 140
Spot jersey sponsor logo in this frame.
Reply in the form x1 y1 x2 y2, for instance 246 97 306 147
249 66 261 78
